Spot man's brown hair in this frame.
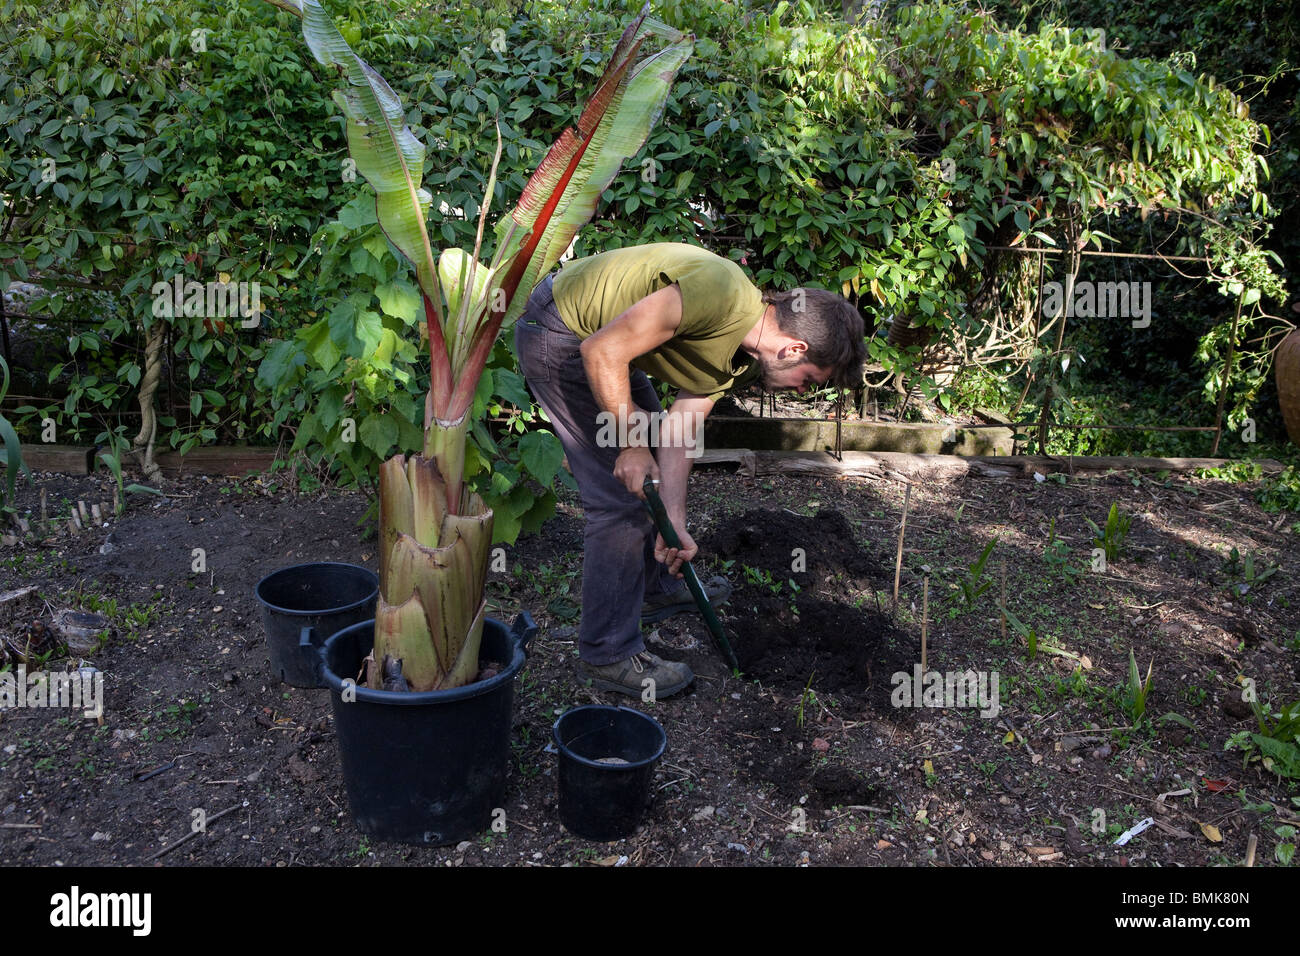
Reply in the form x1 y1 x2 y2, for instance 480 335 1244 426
761 288 867 388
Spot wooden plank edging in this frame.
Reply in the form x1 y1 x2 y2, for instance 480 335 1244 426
696 449 1285 482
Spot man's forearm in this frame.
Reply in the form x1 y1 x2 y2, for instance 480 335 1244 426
655 440 693 528
583 347 642 438
656 395 712 526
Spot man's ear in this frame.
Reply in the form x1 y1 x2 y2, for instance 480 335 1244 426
780 340 809 359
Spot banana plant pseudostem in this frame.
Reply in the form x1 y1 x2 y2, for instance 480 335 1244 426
267 1 693 690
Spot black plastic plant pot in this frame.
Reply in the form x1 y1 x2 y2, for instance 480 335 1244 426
314 613 536 847
553 705 667 842
254 562 379 688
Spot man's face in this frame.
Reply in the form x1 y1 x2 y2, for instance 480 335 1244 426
759 354 835 394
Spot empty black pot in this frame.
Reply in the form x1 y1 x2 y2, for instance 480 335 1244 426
312 612 536 846
254 562 378 688
553 705 666 841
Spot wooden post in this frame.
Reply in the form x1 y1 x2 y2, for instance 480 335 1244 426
892 483 912 611
920 575 929 672
1000 557 1007 644
834 388 843 461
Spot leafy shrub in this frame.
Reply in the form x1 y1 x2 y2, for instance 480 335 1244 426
0 0 1282 525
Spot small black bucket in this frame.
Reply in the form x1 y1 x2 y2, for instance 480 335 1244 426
254 562 378 688
314 613 536 846
553 705 666 841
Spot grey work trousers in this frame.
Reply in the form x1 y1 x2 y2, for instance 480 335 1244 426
512 274 680 665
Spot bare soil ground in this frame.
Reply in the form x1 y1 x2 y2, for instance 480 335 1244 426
1 461 1297 867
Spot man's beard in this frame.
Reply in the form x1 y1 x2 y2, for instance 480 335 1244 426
758 353 804 388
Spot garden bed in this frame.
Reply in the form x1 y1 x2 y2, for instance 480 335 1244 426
0 464 1297 866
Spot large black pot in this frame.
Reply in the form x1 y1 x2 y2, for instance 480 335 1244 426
305 612 536 847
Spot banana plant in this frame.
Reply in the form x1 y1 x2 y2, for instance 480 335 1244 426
267 0 693 690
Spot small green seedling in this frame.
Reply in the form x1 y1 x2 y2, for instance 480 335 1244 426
741 564 782 596
99 442 164 515
1276 825 1296 866
954 535 998 610
1084 503 1131 562
1042 516 1079 581
1224 547 1278 596
796 671 817 730
1226 697 1300 781
1121 649 1154 728
1003 607 1038 661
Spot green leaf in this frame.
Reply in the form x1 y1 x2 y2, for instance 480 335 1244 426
124 483 165 498
305 320 341 373
375 280 420 322
489 493 523 544
0 414 29 506
282 0 439 299
359 412 398 458
517 429 564 486
494 368 533 410
354 310 383 357
257 340 303 390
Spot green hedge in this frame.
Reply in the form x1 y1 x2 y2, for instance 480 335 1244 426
0 0 1284 534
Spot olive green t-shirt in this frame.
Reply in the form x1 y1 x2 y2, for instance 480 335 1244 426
551 242 766 401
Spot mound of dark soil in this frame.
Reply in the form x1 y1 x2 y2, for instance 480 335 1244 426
706 508 882 587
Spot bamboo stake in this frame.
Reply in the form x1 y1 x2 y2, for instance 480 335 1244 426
1000 558 1007 644
40 488 48 534
892 483 912 612
920 575 929 672
1244 833 1257 867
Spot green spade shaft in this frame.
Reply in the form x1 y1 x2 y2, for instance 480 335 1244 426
642 477 740 673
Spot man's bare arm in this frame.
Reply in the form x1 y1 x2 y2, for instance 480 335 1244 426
653 391 714 576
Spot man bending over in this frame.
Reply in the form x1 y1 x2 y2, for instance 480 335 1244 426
515 242 865 697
